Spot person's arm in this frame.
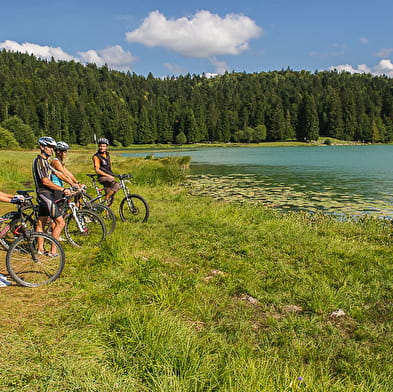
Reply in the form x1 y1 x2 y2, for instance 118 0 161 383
51 159 77 187
0 191 13 203
93 155 115 181
63 166 80 186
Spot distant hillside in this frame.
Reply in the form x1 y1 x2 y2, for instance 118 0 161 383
1 50 393 146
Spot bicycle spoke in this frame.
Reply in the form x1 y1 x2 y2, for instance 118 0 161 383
65 210 106 247
119 195 149 223
6 233 65 287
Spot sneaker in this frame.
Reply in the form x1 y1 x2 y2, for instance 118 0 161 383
0 274 11 287
37 251 58 257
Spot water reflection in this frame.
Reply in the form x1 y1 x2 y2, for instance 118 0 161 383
122 145 393 218
187 163 393 219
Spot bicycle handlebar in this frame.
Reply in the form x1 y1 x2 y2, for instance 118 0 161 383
86 173 132 180
114 174 132 180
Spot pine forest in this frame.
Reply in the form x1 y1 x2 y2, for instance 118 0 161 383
1 50 393 148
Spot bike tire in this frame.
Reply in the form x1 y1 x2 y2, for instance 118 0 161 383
64 209 107 247
119 194 149 223
6 232 65 287
90 203 116 235
0 214 36 250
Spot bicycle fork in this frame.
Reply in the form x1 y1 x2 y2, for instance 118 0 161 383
69 205 88 233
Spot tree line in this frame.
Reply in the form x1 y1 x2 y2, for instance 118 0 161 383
1 50 393 148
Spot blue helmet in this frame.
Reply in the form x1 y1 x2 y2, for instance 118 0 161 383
38 136 57 148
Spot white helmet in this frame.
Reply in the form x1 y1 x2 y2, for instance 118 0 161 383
56 141 70 151
38 136 57 148
97 138 109 145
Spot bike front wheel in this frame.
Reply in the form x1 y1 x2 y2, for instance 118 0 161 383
6 232 65 287
119 195 149 223
65 209 107 247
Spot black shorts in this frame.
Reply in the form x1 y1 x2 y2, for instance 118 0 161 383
37 191 63 219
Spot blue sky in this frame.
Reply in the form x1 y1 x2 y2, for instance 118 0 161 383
1 0 393 77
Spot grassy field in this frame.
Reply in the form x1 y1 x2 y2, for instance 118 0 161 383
0 149 392 391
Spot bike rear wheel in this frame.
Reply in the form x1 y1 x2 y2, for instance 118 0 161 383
64 209 107 247
89 203 116 235
0 213 36 250
119 194 149 223
6 232 65 287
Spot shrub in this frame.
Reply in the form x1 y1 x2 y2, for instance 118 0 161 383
0 116 35 148
0 127 19 149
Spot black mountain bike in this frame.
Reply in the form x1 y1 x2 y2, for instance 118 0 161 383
1 196 65 287
85 174 149 223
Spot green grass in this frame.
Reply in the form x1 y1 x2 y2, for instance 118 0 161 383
0 150 392 391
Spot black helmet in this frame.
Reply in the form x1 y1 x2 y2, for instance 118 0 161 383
97 138 109 145
38 136 57 148
56 141 70 151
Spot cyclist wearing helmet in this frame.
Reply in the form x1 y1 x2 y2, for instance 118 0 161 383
32 137 72 255
0 191 25 286
92 138 120 206
50 141 82 189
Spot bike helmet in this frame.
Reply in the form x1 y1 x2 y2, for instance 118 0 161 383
97 138 109 145
56 141 70 151
38 136 57 148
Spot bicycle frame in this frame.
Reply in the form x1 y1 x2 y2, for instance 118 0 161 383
56 190 89 233
0 197 40 261
85 173 132 201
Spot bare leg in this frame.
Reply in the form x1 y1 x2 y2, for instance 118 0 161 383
36 216 49 253
105 189 115 206
51 216 65 254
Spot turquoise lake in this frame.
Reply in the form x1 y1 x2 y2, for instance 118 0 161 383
123 145 393 218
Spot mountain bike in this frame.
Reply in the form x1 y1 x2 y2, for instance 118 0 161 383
85 174 149 223
2 196 65 287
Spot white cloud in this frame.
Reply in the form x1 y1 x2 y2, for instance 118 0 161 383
0 40 76 61
125 10 262 58
78 45 136 72
329 64 370 74
329 59 393 77
360 37 368 44
0 40 135 72
373 59 393 77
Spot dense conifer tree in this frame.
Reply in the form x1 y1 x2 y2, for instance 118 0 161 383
1 50 393 145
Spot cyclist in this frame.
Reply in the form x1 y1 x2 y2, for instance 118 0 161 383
32 136 72 255
0 192 25 286
92 138 120 206
50 141 83 189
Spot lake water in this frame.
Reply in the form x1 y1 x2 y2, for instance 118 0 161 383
123 145 393 218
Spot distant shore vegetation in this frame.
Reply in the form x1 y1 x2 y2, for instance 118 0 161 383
1 50 393 148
